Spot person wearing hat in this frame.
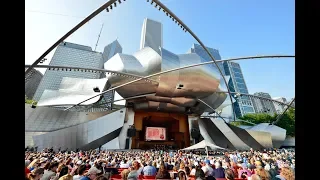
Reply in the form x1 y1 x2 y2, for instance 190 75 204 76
201 160 214 177
80 166 101 180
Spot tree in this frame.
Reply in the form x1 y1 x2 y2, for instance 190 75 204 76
274 108 295 136
235 108 295 136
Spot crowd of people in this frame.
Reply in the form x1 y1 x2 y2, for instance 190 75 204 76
25 147 295 180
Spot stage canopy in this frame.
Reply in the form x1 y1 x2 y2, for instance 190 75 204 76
181 140 226 151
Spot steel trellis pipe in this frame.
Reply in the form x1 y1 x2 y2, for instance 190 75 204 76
152 0 236 121
217 91 295 108
197 99 228 123
63 55 294 111
272 97 295 125
24 64 158 83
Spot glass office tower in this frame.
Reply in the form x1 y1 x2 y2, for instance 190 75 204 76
33 42 104 101
223 61 255 117
188 44 225 76
25 68 43 99
140 18 163 55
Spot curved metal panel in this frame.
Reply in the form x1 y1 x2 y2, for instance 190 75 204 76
104 48 160 98
227 123 269 150
249 123 286 148
282 136 295 147
134 47 162 76
33 108 126 151
198 118 236 150
37 77 108 106
134 101 185 113
156 48 180 97
146 96 197 107
246 130 273 149
177 53 220 98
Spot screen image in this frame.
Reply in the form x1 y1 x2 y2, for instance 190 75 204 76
145 127 167 141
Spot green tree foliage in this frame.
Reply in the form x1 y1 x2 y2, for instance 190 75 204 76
275 108 295 136
235 108 295 136
25 99 37 105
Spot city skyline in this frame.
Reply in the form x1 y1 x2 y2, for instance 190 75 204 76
26 0 295 101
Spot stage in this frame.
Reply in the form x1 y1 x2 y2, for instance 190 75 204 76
130 111 190 150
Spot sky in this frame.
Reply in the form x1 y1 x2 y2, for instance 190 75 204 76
25 0 295 103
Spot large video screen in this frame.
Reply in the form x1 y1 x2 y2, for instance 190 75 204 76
145 127 167 141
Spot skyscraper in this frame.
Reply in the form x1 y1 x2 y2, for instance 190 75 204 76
140 18 163 55
252 92 277 115
223 61 255 117
101 39 123 79
188 44 225 75
25 68 43 99
272 97 288 114
102 39 122 63
33 42 105 101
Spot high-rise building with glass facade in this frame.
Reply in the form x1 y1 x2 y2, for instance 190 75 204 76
33 42 104 101
187 44 225 75
252 92 277 116
25 68 43 99
140 18 163 55
33 41 121 101
223 61 255 117
272 97 287 114
102 40 122 64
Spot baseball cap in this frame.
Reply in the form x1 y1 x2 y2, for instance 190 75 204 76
76 160 82 165
88 167 101 175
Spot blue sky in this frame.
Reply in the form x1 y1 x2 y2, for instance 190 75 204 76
25 0 294 101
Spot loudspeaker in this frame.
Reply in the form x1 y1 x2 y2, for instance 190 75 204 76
125 138 130 149
191 128 200 139
127 128 136 137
